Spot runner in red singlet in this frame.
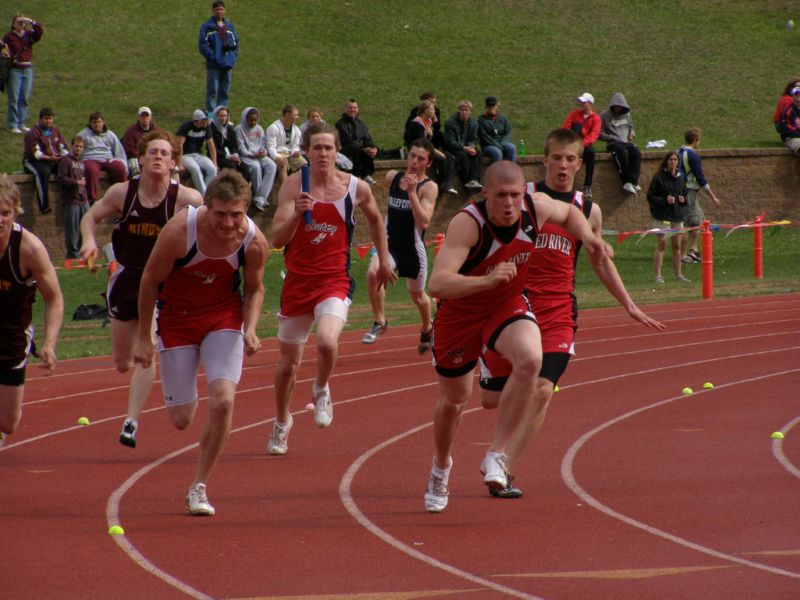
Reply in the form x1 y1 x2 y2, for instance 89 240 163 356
267 123 394 455
134 169 268 516
480 129 665 498
423 160 609 513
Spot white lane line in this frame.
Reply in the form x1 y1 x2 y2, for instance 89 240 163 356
561 369 800 580
772 415 800 479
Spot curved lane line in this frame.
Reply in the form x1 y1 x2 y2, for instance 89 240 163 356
772 415 800 479
561 369 800 580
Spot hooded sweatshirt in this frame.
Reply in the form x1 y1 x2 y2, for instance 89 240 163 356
599 92 635 145
235 107 267 158
75 122 127 162
210 106 239 160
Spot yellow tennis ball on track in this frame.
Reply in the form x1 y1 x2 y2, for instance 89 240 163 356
770 431 785 440
703 382 714 389
681 387 693 396
108 525 125 535
77 417 90 425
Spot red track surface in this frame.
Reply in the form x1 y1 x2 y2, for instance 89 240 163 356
2 294 799 599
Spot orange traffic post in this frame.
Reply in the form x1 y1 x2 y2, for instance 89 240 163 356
753 215 763 279
434 232 445 255
701 220 713 300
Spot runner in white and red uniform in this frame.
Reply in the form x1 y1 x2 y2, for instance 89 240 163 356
134 169 268 516
0 175 63 449
268 123 394 455
479 129 665 499
80 130 203 449
423 160 609 513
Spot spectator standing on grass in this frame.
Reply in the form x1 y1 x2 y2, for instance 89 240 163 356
267 123 394 456
57 135 88 259
235 106 276 211
80 130 203 450
133 170 268 516
477 96 516 163
443 99 483 191
22 107 68 214
199 0 239 114
122 107 160 177
2 14 43 133
404 100 456 195
362 138 438 352
774 77 800 133
176 109 218 196
266 104 307 183
679 127 721 264
76 111 128 205
778 85 800 155
335 99 379 185
561 92 600 200
0 174 63 449
599 92 641 195
647 150 689 284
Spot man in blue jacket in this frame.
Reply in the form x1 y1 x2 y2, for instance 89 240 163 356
198 1 239 114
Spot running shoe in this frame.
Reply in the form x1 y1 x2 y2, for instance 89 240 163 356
119 419 137 448
186 483 215 516
465 179 482 190
681 256 694 264
622 182 637 194
675 274 691 283
424 458 452 513
489 475 523 499
417 329 433 355
654 275 665 284
267 414 293 455
688 250 701 263
362 321 388 344
480 452 509 493
313 386 333 428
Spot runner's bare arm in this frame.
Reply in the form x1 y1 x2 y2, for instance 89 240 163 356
79 182 127 261
270 172 305 248
357 179 397 288
241 231 269 356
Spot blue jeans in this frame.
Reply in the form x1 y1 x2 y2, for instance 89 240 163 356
7 67 33 129
205 66 232 113
481 143 517 163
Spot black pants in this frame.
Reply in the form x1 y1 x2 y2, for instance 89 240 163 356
341 144 375 178
582 144 596 187
432 150 455 188
606 142 641 185
452 149 482 184
23 159 57 212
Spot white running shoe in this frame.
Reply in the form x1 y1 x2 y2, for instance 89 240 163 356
480 452 509 493
362 321 388 344
313 386 333 428
424 458 452 513
622 182 637 194
119 418 137 448
268 414 293 455
186 483 215 516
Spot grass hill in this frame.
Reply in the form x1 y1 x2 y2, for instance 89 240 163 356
2 0 799 173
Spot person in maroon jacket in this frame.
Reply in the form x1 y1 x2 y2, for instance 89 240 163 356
57 136 89 259
1 14 43 133
22 107 67 214
121 107 160 176
561 92 600 199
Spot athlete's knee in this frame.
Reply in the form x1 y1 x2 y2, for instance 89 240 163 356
315 337 337 359
169 411 193 430
275 354 300 382
480 388 500 410
409 290 429 309
0 410 22 434
113 356 133 374
208 395 234 423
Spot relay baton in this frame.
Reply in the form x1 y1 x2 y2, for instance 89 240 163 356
301 164 311 224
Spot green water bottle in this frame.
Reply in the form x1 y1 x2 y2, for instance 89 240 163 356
518 139 526 156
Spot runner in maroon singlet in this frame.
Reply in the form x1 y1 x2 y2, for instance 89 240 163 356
80 131 203 449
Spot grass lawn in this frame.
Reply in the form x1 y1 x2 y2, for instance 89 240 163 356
2 1 798 173
38 225 800 361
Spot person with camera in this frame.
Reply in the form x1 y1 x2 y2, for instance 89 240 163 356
1 14 43 133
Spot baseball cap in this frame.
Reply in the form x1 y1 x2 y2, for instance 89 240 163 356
577 92 594 104
485 96 499 107
791 87 800 96
192 109 208 121
138 106 152 116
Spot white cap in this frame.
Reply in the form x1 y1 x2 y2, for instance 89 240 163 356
138 106 152 116
577 92 594 104
192 109 207 121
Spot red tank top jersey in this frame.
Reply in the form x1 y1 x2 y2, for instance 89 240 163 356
157 206 256 319
0 224 36 361
111 177 179 271
283 174 357 278
439 195 539 315
524 181 592 297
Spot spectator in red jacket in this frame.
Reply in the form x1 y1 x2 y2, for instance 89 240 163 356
122 107 160 176
774 77 800 133
23 107 67 214
562 92 600 199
